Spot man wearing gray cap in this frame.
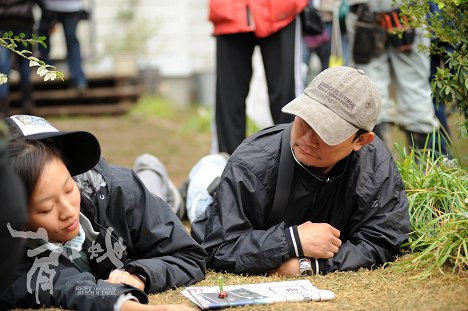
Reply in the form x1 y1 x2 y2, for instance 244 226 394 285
190 66 410 276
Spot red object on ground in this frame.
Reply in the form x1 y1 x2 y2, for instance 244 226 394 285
218 291 228 299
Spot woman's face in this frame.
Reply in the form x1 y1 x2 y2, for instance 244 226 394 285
28 156 81 243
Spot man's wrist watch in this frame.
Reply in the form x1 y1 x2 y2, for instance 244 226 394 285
298 257 313 276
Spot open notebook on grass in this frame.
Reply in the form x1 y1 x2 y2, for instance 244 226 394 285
181 279 335 310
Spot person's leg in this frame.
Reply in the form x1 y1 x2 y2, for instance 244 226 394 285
316 21 332 70
0 47 11 117
302 36 312 85
133 154 184 219
389 29 439 150
341 31 351 66
214 33 256 154
430 49 451 155
315 40 331 71
261 18 301 124
355 51 394 148
186 153 228 223
37 10 56 65
0 47 11 97
16 31 34 114
60 11 87 88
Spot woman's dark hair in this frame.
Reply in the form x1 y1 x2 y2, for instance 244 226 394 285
8 139 67 204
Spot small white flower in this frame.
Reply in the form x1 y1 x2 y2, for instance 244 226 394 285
37 66 47 77
44 72 52 81
29 60 40 67
49 72 57 81
0 74 7 85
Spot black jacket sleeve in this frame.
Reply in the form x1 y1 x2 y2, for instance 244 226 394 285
318 147 410 273
202 159 293 274
0 257 147 311
113 167 207 293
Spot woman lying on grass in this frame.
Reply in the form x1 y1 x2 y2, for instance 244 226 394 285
0 115 204 311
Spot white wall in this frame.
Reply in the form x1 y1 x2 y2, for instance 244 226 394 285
44 0 214 75
86 0 215 77
42 0 271 120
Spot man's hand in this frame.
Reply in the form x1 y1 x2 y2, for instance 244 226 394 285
270 258 300 276
107 269 145 291
297 221 341 258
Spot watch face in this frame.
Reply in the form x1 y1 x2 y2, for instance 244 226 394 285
299 258 313 276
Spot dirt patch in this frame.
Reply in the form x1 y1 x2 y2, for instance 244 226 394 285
50 112 211 187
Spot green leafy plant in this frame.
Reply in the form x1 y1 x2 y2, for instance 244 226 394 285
0 31 64 84
388 144 468 278
398 0 467 133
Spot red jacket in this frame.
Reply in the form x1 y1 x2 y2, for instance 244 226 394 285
209 0 308 38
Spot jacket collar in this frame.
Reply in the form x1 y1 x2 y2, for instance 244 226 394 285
292 147 351 183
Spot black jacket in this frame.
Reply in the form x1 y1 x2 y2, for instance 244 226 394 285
0 158 206 310
0 0 39 32
199 124 409 274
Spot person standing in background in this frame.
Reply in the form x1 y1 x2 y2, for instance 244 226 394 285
37 0 88 90
302 0 331 84
428 2 453 157
210 0 308 155
302 0 350 85
347 0 439 151
0 0 38 117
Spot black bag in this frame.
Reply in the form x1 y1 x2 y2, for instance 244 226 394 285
301 6 324 35
352 5 375 64
352 4 389 64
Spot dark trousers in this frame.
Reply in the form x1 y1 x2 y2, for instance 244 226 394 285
38 10 87 88
215 20 299 154
430 50 451 156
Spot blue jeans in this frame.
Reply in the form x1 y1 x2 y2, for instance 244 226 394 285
430 50 451 155
38 10 87 87
0 38 32 97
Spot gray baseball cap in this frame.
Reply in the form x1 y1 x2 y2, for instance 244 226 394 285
282 66 381 145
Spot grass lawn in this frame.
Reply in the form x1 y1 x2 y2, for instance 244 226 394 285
12 96 468 310
13 264 468 311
